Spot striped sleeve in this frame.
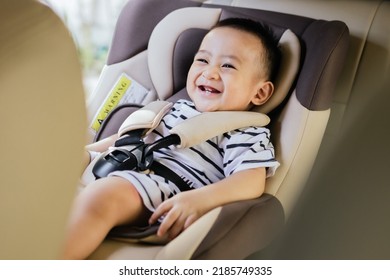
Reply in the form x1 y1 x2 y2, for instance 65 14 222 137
221 126 280 178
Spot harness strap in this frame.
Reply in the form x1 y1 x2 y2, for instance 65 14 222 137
118 101 271 148
93 131 193 192
149 161 193 192
93 101 271 193
119 133 193 192
118 101 173 137
171 110 270 148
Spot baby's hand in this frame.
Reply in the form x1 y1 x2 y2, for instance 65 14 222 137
149 190 210 240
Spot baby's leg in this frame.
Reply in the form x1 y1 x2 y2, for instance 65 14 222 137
62 176 148 259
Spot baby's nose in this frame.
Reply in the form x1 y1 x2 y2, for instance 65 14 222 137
202 66 219 80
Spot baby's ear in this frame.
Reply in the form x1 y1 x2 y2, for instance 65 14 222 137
252 81 274 106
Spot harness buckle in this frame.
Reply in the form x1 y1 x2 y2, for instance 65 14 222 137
92 129 155 179
92 143 143 179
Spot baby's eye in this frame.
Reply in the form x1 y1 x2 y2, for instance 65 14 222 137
195 58 208 64
222 63 236 69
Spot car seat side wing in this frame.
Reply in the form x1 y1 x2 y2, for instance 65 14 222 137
148 7 222 100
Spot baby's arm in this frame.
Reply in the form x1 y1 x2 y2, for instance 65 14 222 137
85 134 119 153
149 167 266 239
82 134 119 171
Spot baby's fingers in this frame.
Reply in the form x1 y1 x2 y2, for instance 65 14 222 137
183 213 198 230
149 201 171 225
164 214 198 240
157 207 181 237
166 215 187 239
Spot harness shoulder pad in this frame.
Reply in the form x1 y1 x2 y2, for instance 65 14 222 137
118 101 173 137
171 111 270 148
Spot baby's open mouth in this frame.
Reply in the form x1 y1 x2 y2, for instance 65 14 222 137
198 85 221 94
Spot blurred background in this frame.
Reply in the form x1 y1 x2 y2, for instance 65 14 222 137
43 0 128 96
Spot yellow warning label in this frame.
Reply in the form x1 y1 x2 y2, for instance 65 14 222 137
91 75 132 132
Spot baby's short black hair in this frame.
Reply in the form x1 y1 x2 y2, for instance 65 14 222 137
213 18 281 83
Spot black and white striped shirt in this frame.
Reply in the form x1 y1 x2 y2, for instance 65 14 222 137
145 99 279 189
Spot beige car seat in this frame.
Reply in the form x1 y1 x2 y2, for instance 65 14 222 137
86 0 349 259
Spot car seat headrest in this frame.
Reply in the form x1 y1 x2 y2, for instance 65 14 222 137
148 7 301 114
253 29 300 114
148 7 222 100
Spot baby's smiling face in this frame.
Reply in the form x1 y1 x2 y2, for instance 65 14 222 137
186 26 273 112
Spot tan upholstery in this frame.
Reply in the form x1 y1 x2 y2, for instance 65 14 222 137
0 0 86 259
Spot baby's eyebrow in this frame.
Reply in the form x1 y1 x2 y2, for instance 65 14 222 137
221 55 241 63
195 50 211 56
196 50 242 63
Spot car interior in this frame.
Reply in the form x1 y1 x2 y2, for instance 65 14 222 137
0 0 389 260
